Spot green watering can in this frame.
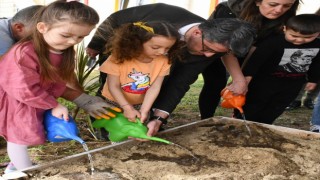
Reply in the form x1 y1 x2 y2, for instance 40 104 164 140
92 109 172 144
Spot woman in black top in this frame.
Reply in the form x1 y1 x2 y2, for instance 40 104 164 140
199 0 300 119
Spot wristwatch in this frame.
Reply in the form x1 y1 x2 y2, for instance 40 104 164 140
149 116 168 125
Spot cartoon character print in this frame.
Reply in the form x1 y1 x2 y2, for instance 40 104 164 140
121 68 150 94
278 49 319 73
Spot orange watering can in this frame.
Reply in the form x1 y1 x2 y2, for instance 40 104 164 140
220 88 246 113
220 88 251 136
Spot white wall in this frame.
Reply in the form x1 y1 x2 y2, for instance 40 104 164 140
297 0 320 14
136 0 212 19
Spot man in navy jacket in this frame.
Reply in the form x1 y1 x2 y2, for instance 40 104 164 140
86 3 256 136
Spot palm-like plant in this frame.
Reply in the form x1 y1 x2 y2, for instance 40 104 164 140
75 43 100 93
73 43 100 123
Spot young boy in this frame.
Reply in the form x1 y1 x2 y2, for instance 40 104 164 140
234 14 320 124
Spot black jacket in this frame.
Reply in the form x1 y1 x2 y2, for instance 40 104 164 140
87 3 204 52
87 3 221 113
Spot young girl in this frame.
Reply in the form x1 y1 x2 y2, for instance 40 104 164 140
0 1 116 172
99 21 181 123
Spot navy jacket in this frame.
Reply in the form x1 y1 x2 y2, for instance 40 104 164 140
88 3 221 113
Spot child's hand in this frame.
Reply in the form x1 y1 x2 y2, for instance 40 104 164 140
51 104 69 121
139 111 149 123
305 82 317 91
122 105 140 122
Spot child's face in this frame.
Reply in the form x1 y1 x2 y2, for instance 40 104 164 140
284 27 320 45
139 36 176 62
37 21 95 51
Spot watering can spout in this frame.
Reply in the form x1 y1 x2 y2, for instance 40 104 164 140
146 136 172 144
69 136 85 144
92 109 171 144
220 88 252 136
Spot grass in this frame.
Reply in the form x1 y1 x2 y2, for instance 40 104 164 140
173 74 231 118
175 75 204 113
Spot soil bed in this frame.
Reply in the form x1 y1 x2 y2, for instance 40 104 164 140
27 117 320 180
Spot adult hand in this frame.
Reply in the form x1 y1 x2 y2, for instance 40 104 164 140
51 103 69 121
227 80 248 95
146 120 162 136
73 93 121 119
86 47 100 58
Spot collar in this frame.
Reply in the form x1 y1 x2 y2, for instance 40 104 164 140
178 23 201 41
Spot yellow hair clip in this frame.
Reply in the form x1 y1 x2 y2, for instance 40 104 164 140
133 22 154 33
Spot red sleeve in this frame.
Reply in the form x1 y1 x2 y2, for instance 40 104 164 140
0 44 59 109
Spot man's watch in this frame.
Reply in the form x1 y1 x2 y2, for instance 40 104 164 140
149 116 168 125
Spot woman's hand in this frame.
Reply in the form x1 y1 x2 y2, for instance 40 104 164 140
72 93 121 119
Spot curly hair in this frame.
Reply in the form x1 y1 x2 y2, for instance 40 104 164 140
109 21 182 64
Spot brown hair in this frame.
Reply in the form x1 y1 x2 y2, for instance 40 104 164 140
17 0 99 83
285 14 320 35
109 21 182 64
239 0 300 38
315 8 320 16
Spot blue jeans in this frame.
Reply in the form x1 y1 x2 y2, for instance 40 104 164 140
310 92 320 125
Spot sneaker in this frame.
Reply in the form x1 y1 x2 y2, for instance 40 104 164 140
285 101 301 110
2 171 28 179
4 162 17 174
303 99 314 109
310 125 320 133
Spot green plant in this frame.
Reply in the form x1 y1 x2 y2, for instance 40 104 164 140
74 43 100 94
73 42 101 130
0 155 10 164
173 74 230 118
175 75 203 112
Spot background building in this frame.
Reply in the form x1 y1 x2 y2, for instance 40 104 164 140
1 0 319 44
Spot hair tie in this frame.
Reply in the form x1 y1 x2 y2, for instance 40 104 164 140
133 22 154 33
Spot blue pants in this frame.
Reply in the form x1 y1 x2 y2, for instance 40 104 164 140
311 92 320 125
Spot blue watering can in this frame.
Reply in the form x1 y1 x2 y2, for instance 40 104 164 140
43 110 85 144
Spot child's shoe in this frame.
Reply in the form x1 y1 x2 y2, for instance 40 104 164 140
285 101 301 110
310 125 320 133
303 99 314 109
4 162 17 174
